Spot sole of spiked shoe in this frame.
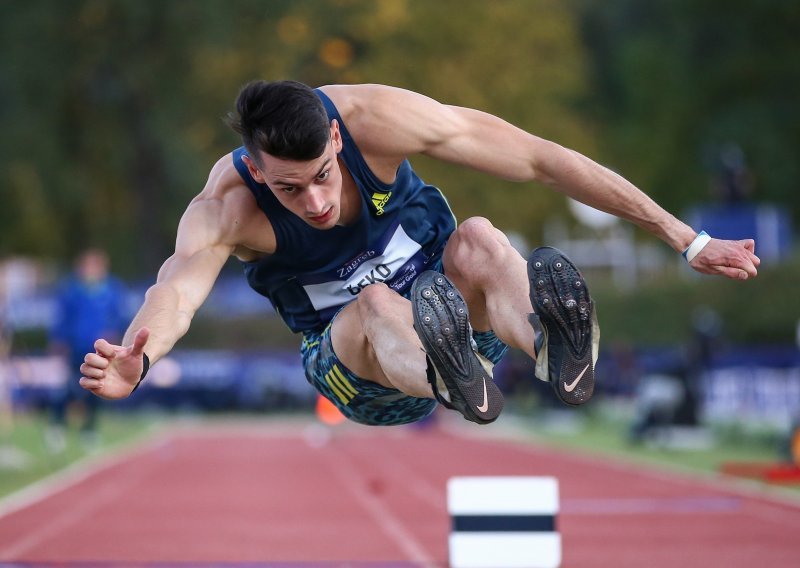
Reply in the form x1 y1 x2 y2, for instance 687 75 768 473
528 247 596 405
411 270 504 424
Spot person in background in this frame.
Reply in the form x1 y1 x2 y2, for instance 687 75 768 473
0 277 16 466
48 248 127 451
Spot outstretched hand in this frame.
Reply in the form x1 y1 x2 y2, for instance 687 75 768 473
689 238 760 280
79 327 150 399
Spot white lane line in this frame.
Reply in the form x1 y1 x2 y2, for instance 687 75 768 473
322 445 439 568
0 440 168 560
354 436 445 510
561 496 742 514
0 432 168 559
0 430 164 521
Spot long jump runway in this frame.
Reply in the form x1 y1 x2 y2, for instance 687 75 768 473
0 417 799 567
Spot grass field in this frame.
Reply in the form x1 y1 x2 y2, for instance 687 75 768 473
509 399 800 496
0 410 162 499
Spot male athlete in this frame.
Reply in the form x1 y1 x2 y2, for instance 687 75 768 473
78 81 760 426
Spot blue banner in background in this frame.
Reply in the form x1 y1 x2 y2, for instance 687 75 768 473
4 349 315 414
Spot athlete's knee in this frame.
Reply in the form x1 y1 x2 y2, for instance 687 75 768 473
447 217 514 270
457 216 496 240
355 282 401 322
455 217 510 250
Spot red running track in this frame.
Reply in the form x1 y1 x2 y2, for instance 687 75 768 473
0 416 799 567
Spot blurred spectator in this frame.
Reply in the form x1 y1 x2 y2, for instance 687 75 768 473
628 370 686 444
0 277 14 464
629 307 722 446
787 321 800 465
678 306 723 425
709 142 754 204
1 264 33 470
47 249 127 452
603 342 642 398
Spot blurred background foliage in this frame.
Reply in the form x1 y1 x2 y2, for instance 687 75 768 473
578 0 800 218
0 0 593 272
2 0 796 273
1 1 798 347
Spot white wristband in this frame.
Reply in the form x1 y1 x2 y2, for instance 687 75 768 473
682 230 712 263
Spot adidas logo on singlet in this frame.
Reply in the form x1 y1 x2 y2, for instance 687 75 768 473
371 191 392 216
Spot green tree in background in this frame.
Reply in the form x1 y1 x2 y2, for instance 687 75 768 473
1 0 797 279
1 0 282 270
0 0 594 274
577 0 800 217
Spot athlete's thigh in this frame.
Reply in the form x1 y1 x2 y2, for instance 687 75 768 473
441 217 526 331
301 316 436 427
441 221 493 328
328 298 393 389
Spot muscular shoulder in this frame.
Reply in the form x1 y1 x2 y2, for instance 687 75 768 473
319 84 463 157
179 154 275 257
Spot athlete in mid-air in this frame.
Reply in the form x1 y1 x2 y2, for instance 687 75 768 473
78 81 760 425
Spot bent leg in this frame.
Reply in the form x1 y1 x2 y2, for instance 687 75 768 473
301 326 436 426
444 218 599 405
443 217 537 359
331 283 433 399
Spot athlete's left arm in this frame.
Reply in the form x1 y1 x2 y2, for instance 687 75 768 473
346 85 759 280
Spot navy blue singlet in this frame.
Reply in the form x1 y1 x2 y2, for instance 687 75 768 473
232 89 456 334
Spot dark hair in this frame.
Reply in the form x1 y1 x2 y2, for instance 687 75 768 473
227 80 330 165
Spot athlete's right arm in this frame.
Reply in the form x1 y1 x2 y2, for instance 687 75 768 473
79 194 234 400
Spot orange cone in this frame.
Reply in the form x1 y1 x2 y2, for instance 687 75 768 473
315 394 346 426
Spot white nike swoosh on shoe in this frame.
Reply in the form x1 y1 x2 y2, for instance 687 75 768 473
564 363 591 393
476 376 489 413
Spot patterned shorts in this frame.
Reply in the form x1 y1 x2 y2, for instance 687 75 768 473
300 319 509 427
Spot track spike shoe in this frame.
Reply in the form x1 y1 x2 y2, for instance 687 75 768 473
528 247 599 406
412 270 504 424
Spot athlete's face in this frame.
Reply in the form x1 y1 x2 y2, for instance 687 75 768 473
244 121 345 230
